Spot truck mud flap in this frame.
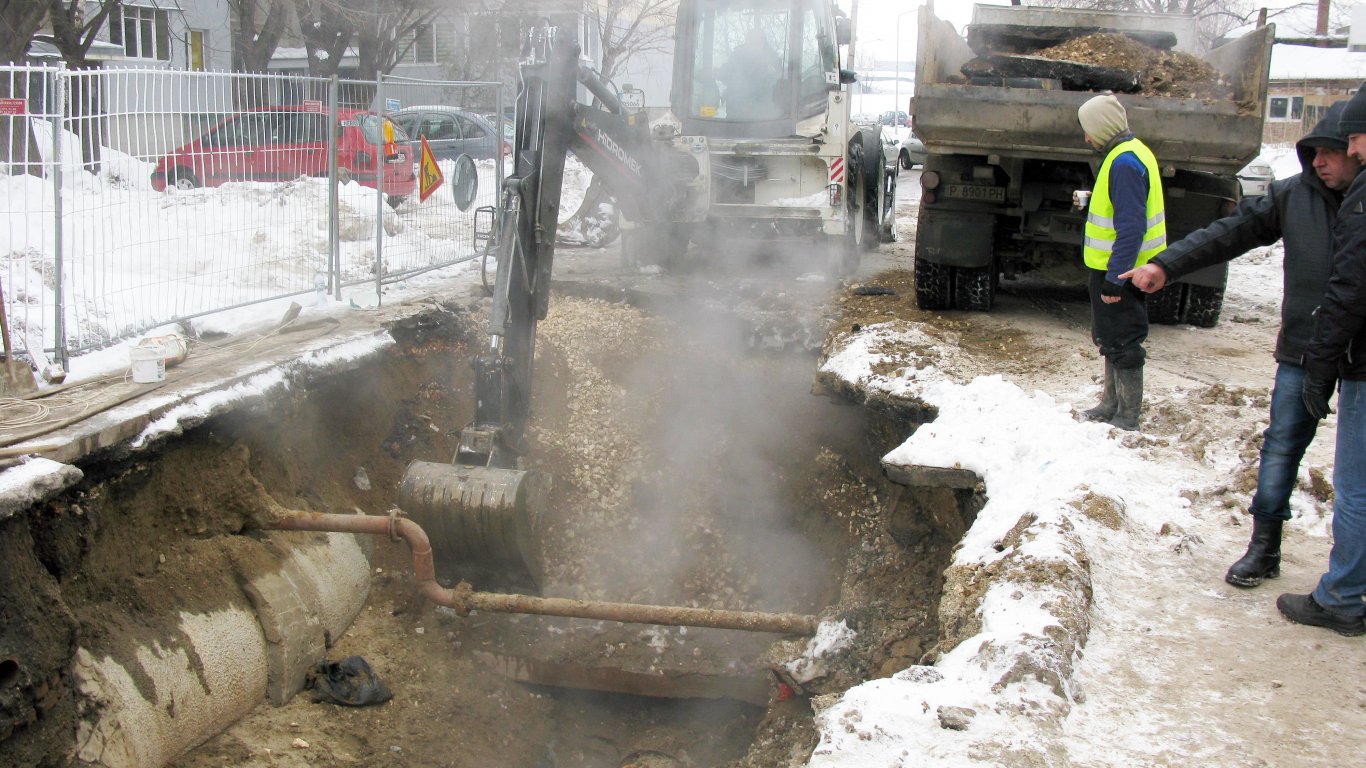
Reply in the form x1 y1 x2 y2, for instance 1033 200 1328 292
914 209 995 269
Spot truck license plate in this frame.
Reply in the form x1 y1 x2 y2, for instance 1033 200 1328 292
945 184 1005 202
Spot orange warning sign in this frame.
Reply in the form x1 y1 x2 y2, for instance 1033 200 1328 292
418 137 444 202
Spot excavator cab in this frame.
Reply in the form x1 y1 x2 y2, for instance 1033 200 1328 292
672 0 845 138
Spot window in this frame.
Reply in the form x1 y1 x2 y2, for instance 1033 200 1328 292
1268 95 1304 122
207 114 271 147
692 5 792 120
110 5 171 61
418 114 459 140
410 24 436 64
187 30 206 71
455 115 486 140
273 113 327 144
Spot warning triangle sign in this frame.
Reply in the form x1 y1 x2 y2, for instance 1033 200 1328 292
418 137 444 202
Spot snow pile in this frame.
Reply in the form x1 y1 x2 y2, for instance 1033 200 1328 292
813 327 1198 766
784 620 858 685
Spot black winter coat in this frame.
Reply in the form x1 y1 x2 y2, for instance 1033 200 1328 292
1153 106 1347 366
1304 170 1366 381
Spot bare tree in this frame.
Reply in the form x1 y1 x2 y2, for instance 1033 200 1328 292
44 0 120 68
296 0 353 78
1 0 48 176
44 0 128 169
1 0 47 64
349 0 440 80
229 0 294 73
591 0 678 85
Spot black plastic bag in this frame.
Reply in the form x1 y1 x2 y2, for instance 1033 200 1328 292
307 655 393 707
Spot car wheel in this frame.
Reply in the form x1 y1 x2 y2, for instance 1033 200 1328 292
169 168 201 190
900 149 913 171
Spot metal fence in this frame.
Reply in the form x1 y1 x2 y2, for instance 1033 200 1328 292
1 64 505 371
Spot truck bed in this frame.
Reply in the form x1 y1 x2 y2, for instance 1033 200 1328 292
912 5 1273 174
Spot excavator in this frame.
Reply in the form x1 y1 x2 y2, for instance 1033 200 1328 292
275 1 890 640
396 0 896 590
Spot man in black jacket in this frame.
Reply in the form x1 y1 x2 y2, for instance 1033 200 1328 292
1121 102 1359 589
1279 86 1366 637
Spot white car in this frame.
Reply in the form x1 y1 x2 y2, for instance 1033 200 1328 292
1237 159 1273 197
879 126 926 170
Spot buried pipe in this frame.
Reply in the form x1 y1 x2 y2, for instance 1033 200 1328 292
263 510 819 635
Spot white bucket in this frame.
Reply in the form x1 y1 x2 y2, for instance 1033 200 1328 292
129 344 165 383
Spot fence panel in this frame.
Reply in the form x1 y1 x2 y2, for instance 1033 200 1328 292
1 64 61 373
0 65 506 371
348 75 505 288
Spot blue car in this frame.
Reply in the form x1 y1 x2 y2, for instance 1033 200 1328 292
389 107 510 162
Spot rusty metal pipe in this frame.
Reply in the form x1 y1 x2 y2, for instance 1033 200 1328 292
452 585 818 635
262 511 818 635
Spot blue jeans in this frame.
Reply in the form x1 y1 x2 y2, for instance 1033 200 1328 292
1313 378 1366 619
1249 363 1321 522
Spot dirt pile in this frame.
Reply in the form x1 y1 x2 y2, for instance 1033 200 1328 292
1035 33 1232 99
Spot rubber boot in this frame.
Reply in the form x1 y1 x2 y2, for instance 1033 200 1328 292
1081 361 1117 422
1225 517 1282 587
1107 365 1143 431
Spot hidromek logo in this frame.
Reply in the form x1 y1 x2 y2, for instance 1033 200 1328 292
595 126 643 177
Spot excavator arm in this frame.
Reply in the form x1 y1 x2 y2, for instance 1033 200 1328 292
399 24 699 589
462 23 690 469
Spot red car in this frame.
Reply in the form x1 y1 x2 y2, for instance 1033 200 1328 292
150 106 416 204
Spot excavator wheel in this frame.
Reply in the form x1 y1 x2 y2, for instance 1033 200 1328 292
398 461 549 589
858 130 885 252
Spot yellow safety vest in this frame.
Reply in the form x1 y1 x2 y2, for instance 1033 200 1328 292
1083 137 1166 272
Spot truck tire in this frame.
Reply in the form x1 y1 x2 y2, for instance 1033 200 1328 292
954 265 996 312
1184 284 1224 328
878 167 897 244
1147 283 1184 325
858 131 884 251
914 257 952 311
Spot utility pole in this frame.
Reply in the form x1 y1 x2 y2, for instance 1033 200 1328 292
848 0 859 68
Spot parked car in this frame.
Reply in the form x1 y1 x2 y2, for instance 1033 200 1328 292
900 132 927 169
880 110 911 127
879 126 926 171
1237 159 1274 197
150 107 416 205
389 107 511 162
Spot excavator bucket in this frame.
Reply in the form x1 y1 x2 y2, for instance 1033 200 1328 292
398 461 549 589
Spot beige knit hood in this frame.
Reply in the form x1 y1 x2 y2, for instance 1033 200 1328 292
1078 94 1129 145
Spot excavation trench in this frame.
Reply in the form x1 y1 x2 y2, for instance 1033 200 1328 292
1 287 967 768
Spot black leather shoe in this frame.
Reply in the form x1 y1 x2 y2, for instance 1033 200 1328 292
1276 593 1366 637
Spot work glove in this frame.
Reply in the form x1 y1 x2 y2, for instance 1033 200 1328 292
1302 370 1336 420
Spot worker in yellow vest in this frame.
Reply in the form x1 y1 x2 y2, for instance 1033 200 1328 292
1076 94 1165 431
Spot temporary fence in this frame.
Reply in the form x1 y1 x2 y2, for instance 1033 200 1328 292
0 64 504 372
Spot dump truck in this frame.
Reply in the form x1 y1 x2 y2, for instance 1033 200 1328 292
912 4 1273 325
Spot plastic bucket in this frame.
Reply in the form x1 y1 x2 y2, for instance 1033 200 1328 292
129 345 165 383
